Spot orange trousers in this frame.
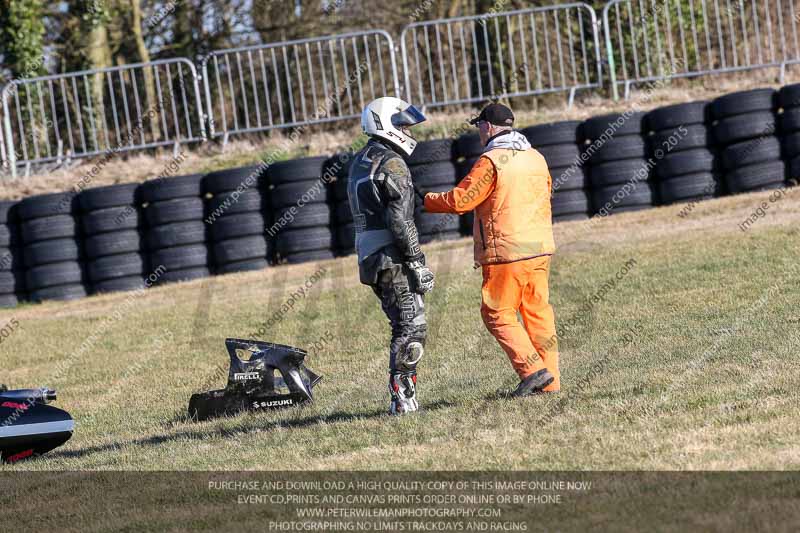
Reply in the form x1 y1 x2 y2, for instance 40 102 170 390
480 255 560 391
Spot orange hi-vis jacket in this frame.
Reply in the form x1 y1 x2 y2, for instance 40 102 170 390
424 131 556 265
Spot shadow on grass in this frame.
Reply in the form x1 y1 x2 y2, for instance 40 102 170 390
54 398 459 461
482 388 563 402
485 389 512 401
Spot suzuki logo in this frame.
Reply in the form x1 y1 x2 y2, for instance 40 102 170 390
252 399 294 408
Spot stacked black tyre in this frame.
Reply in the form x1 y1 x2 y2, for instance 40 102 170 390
583 112 654 215
80 184 147 294
327 153 356 257
645 101 720 205
0 201 24 307
777 83 800 184
453 133 485 235
204 166 270 274
19 193 87 302
408 139 459 243
142 174 210 284
267 156 335 264
711 88 784 194
522 121 589 222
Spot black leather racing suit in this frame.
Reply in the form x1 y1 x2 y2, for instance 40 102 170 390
347 139 427 386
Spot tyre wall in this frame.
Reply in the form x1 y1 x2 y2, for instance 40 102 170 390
267 156 335 265
408 139 460 244
204 165 270 274
523 120 588 223
142 174 210 284
19 192 87 302
645 101 719 205
0 201 23 307
583 111 654 216
711 89 784 194
4 87 796 306
81 183 147 294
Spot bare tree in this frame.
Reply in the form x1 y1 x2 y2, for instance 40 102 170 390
130 0 161 139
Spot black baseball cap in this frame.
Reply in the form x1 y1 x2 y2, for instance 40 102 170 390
469 103 514 126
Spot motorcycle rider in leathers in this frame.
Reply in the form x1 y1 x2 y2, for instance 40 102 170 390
347 97 435 415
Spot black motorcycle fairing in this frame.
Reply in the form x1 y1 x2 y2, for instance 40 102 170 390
188 338 322 421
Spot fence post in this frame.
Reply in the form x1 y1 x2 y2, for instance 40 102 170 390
602 2 619 101
1 84 17 179
384 32 401 98
182 58 208 142
198 55 216 140
399 26 412 102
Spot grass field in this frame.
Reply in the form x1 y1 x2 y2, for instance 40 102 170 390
2 187 799 473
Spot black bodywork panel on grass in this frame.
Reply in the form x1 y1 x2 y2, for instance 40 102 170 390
188 338 322 421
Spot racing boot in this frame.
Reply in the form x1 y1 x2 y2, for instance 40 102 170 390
389 371 418 415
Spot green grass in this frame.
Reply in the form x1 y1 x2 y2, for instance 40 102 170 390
1 190 799 473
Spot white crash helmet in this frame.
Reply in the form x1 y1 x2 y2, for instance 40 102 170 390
361 97 426 157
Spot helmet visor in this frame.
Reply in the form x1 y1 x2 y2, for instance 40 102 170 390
391 105 426 128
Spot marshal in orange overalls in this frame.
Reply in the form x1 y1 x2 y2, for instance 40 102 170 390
424 139 560 391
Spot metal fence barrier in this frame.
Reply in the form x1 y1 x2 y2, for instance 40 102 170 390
1 58 205 177
200 30 400 140
6 1 800 176
399 3 603 109
603 0 800 100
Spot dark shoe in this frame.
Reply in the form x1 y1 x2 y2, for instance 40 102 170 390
511 369 554 398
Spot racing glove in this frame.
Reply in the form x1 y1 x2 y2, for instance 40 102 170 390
406 257 435 294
